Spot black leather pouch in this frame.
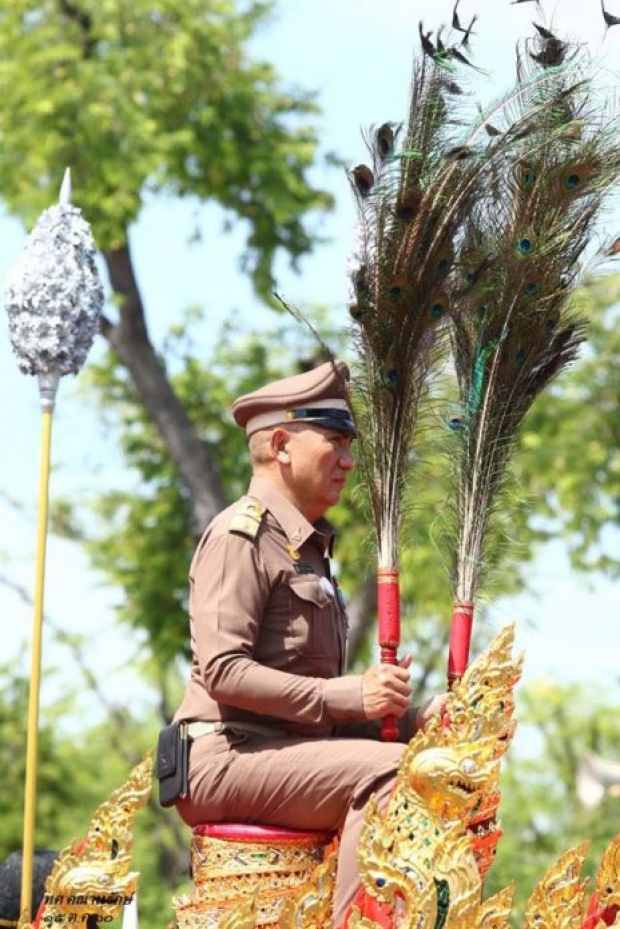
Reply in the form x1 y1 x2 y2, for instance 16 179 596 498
156 721 189 807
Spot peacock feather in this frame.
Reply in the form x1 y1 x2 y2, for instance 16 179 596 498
347 23 533 572
444 25 620 611
346 19 601 577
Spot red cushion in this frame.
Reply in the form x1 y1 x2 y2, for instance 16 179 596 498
193 823 334 843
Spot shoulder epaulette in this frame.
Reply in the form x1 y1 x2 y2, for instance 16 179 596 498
228 498 266 539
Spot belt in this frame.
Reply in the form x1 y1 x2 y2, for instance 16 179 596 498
186 720 287 740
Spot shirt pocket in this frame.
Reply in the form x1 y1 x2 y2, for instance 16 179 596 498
287 575 337 658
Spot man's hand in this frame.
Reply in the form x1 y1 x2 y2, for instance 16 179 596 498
415 693 449 731
362 657 412 720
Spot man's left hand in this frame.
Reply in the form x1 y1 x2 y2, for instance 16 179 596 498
415 693 449 731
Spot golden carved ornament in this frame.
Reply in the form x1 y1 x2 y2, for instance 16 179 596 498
279 843 338 929
217 898 258 929
351 624 522 929
28 753 152 929
475 884 514 929
191 833 326 884
524 842 590 929
595 831 620 912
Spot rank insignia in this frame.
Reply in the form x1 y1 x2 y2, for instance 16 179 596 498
229 499 266 539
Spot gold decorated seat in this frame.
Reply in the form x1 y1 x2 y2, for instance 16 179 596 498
173 823 335 927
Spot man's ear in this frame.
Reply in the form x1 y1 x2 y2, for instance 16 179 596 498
270 427 291 464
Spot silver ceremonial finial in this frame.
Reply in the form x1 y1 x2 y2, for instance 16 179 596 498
4 167 104 411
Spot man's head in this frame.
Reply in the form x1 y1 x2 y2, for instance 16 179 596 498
232 360 356 521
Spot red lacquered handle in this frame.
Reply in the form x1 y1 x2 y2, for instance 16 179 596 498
380 644 399 741
447 601 474 687
380 713 399 742
378 569 401 742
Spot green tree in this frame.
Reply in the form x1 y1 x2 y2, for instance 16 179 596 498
486 681 620 925
516 273 620 576
0 664 93 855
0 659 151 866
0 0 333 535
79 318 283 683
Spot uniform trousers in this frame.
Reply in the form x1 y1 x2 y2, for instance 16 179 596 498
176 731 406 926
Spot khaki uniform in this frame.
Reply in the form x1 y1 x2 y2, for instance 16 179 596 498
174 475 414 924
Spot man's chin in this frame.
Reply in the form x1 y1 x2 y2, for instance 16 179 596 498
327 487 345 506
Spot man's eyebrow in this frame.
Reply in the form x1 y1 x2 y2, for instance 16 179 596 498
328 432 355 443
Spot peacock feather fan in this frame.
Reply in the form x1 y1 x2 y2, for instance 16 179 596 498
346 19 580 574
444 25 620 610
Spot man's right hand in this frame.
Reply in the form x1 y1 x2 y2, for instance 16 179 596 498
361 662 412 720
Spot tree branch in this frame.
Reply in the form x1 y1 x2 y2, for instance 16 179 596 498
345 573 377 668
57 0 96 57
102 244 226 536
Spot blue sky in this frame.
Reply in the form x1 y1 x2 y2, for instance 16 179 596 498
1 0 619 736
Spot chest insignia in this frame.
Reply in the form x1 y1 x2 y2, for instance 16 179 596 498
294 562 316 575
286 543 301 562
229 499 266 539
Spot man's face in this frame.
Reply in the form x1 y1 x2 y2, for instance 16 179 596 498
283 425 355 521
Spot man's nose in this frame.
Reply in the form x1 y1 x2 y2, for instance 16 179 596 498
340 447 355 470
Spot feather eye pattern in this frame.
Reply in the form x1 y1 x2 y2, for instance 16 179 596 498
445 27 620 614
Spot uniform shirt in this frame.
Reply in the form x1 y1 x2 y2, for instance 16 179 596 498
175 475 365 738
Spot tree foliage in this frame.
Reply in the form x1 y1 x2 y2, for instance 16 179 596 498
0 0 335 537
487 681 620 925
0 0 331 291
516 274 620 576
0 665 96 855
80 318 279 673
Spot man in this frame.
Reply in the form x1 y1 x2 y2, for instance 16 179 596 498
173 359 445 924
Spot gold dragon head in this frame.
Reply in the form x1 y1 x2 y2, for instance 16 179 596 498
39 754 153 925
401 737 500 826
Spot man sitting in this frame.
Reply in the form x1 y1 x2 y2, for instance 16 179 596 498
172 359 445 924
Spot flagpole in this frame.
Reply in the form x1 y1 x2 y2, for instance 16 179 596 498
19 374 59 927
3 168 103 929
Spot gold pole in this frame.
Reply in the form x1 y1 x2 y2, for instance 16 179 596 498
8 170 101 926
19 404 55 928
